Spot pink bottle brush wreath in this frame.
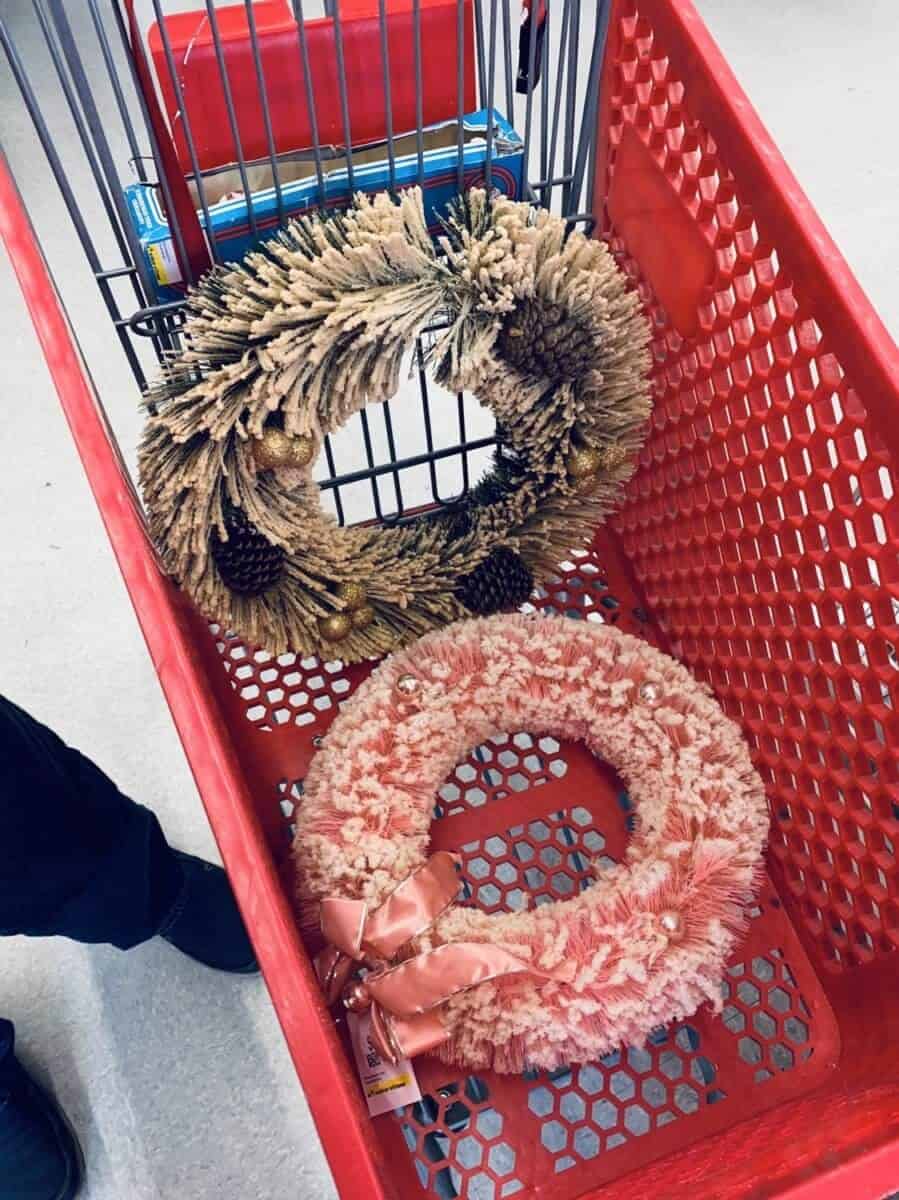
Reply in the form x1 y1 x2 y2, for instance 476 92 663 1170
293 613 769 1074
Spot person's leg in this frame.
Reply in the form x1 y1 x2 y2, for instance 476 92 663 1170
0 695 184 949
0 694 256 971
0 698 259 1199
0 1019 13 1085
0 1018 83 1200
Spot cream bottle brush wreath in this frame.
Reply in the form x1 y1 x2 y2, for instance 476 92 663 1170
139 187 652 661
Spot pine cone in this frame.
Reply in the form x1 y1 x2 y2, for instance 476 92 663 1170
456 547 534 615
210 504 284 596
498 297 596 382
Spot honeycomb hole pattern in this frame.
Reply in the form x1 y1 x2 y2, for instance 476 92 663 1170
276 777 303 843
436 732 570 820
530 548 655 633
396 1077 526 1199
605 7 899 971
456 804 626 913
524 1024 726 1175
211 624 357 733
720 948 815 1084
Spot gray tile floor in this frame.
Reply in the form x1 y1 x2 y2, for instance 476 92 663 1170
1 2 897 1198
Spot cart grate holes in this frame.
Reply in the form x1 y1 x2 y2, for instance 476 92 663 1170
395 1077 525 1199
523 1021 723 1173
608 5 899 973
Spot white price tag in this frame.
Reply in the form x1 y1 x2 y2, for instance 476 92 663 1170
347 1009 422 1117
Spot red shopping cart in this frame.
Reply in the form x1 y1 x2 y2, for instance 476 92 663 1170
2 2 898 1197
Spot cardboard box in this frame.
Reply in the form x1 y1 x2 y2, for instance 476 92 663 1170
125 109 525 303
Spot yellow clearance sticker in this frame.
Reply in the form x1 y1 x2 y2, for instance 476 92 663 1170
147 239 181 286
366 1074 414 1097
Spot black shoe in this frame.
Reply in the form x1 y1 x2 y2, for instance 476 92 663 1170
159 851 259 975
0 1048 84 1200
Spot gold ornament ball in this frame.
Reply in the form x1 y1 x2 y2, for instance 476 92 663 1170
252 427 316 471
351 604 375 630
336 581 367 610
566 446 602 480
598 444 629 472
319 612 352 643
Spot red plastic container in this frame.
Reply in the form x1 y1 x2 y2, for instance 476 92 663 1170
149 0 476 173
3 0 899 1197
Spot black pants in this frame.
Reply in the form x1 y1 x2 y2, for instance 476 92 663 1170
0 695 185 1079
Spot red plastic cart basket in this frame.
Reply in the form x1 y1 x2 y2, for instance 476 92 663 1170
2 1 899 1197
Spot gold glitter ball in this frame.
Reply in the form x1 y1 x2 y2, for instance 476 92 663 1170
318 612 352 643
639 681 659 703
336 581 367 610
351 604 375 630
597 443 629 472
566 446 602 480
659 910 685 939
395 673 421 696
252 427 316 471
574 471 601 495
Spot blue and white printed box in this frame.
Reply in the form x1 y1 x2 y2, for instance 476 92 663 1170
125 109 525 303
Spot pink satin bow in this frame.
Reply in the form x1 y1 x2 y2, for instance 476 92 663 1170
314 852 574 1064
